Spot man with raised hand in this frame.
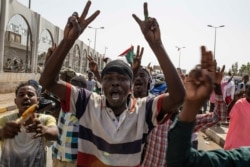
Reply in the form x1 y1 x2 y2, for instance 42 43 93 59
40 1 185 166
167 46 250 167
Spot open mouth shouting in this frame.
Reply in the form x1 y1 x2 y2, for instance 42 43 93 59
21 101 32 109
111 90 121 102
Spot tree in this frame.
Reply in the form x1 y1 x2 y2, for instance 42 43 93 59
229 62 250 76
231 62 238 75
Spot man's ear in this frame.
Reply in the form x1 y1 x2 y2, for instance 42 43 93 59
14 98 17 105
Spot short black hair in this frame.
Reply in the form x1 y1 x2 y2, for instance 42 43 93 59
16 81 38 96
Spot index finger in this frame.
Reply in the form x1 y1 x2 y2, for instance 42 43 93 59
220 65 225 73
200 46 207 68
144 2 149 21
87 55 93 61
79 1 100 26
139 46 144 58
132 14 142 26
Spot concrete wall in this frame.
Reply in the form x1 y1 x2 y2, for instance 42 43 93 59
0 0 104 93
0 73 40 93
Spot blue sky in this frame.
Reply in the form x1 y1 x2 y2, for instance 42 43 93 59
18 0 250 73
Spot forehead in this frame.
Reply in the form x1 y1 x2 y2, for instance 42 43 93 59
137 68 150 76
17 85 37 93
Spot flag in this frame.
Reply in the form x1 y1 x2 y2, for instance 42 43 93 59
118 46 134 65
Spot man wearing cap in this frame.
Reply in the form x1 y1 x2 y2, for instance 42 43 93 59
39 1 185 166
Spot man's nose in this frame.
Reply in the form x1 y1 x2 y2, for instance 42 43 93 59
23 94 29 99
112 78 119 86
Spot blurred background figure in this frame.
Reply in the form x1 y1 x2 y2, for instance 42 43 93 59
86 71 96 91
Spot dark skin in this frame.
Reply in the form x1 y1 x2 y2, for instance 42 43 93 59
132 45 144 80
179 46 216 122
102 72 132 114
87 55 102 83
133 67 151 98
133 3 185 114
40 1 100 101
40 2 184 118
0 85 58 140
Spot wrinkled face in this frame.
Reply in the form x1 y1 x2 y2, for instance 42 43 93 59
133 68 151 98
15 85 39 114
102 72 131 108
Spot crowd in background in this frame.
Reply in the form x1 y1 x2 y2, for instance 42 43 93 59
1 1 250 167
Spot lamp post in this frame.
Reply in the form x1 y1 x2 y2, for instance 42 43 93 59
207 25 225 59
88 26 104 54
176 46 185 68
87 38 91 55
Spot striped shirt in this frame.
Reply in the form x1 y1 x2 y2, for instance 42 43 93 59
61 83 164 166
141 94 227 167
52 110 78 162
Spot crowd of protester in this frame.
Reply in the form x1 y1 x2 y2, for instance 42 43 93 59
1 1 250 167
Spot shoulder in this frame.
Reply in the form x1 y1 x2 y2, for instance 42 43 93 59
37 113 57 126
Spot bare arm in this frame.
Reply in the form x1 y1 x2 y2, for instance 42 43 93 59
39 1 100 101
0 122 21 140
133 3 185 114
26 119 58 141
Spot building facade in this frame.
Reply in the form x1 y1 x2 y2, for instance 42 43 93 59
0 0 104 93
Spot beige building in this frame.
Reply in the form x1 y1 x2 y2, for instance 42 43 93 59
0 0 104 93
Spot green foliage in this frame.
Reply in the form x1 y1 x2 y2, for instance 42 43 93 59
229 62 250 76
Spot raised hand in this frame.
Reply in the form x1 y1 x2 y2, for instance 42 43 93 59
184 46 214 105
185 67 213 104
200 46 216 81
87 55 99 74
214 64 225 85
64 1 100 42
147 62 153 74
132 45 144 72
132 3 161 45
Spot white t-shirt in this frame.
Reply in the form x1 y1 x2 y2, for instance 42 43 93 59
0 114 56 167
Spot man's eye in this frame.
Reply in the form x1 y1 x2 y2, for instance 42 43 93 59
18 94 24 97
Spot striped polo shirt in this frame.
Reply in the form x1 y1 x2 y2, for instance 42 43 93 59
61 83 163 167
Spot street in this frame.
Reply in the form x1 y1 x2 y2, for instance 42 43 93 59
198 131 222 150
